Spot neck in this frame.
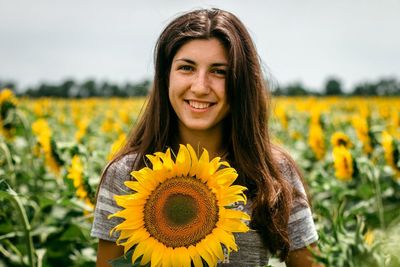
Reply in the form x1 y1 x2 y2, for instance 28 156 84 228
177 124 226 158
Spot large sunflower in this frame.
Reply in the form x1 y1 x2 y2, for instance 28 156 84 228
109 144 249 267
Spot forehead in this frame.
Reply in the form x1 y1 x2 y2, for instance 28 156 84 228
173 38 228 63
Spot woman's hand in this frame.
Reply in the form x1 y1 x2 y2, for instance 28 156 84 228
96 239 124 267
285 243 322 267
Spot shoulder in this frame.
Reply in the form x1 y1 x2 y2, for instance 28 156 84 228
272 147 319 250
100 153 138 194
105 153 138 175
272 146 305 193
91 153 138 241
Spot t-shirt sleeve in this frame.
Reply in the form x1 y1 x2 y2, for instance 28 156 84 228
278 158 319 251
90 154 137 242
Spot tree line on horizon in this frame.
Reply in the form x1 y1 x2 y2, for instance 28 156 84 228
1 76 399 97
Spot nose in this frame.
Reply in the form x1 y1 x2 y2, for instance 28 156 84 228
191 71 210 95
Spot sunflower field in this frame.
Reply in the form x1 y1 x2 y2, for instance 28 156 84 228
1 88 400 267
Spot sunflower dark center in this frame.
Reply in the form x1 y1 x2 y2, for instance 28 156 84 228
338 139 348 146
144 176 218 248
164 194 197 226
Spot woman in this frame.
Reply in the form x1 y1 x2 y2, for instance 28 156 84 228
91 8 318 267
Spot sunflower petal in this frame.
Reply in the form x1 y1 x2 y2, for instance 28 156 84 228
205 234 224 261
114 194 148 207
150 241 165 267
113 217 144 231
155 149 174 171
221 207 250 221
170 247 180 266
220 160 231 167
124 181 151 194
187 144 199 176
218 185 247 206
218 195 246 206
208 157 221 175
146 154 163 170
212 228 238 252
163 247 174 267
176 144 191 176
218 218 249 233
131 168 158 188
197 149 211 182
121 228 150 254
188 245 203 267
140 238 156 265
176 247 191 267
117 229 135 241
108 208 144 221
196 239 217 267
213 171 238 187
130 240 147 264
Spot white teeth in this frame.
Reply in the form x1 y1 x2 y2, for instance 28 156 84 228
188 100 211 109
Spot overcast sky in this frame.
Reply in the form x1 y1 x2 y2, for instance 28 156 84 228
1 0 399 92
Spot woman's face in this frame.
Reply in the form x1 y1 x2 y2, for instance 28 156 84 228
168 38 230 135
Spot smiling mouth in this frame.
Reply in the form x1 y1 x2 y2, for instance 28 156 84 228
186 100 215 109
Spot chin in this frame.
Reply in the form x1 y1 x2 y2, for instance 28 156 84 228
186 125 211 131
183 121 215 131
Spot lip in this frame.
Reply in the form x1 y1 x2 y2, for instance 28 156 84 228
184 100 215 112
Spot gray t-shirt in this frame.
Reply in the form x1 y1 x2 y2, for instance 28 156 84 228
91 154 318 266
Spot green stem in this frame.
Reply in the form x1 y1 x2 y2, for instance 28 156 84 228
6 188 36 267
16 109 39 191
0 142 16 185
371 166 385 229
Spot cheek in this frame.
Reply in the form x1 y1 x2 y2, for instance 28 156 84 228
168 74 177 102
216 84 227 101
168 81 182 112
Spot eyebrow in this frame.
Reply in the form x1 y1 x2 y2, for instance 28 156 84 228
174 58 228 67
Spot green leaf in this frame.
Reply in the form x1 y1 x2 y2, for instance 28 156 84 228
37 195 56 209
60 223 86 241
109 250 143 267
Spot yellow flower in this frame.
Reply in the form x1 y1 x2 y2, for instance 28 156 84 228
67 155 84 188
32 119 52 153
308 122 325 160
109 144 249 267
310 106 322 125
0 88 17 106
381 131 400 179
75 117 90 142
32 99 50 117
275 106 288 129
31 118 61 175
101 118 114 133
331 131 352 149
364 229 374 246
119 110 131 125
391 109 399 128
332 145 353 181
0 89 18 139
45 153 61 175
352 115 373 154
67 155 94 207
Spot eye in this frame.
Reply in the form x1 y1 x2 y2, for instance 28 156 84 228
178 65 194 72
212 68 227 76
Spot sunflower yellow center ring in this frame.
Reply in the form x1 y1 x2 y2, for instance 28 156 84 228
145 176 218 248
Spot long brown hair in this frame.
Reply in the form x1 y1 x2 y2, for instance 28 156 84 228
104 8 303 260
